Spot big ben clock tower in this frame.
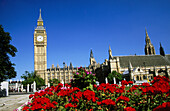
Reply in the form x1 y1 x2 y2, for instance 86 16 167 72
34 9 47 83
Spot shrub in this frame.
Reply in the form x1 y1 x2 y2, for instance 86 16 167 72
71 67 97 90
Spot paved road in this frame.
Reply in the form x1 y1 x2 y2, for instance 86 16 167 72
0 94 30 111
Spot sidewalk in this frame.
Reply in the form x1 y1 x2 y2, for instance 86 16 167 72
0 94 30 111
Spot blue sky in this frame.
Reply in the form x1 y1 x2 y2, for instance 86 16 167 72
0 0 170 80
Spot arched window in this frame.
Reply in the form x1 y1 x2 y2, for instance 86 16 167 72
136 76 139 80
143 75 147 80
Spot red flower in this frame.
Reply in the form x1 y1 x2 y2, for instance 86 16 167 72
65 83 71 88
57 89 73 97
58 83 63 87
73 87 80 91
121 80 128 86
97 86 105 92
65 83 69 87
83 89 96 101
92 97 96 102
73 103 77 108
50 86 55 90
100 83 107 87
93 84 97 88
124 107 136 111
142 83 150 87
133 85 139 88
116 96 129 102
105 84 117 93
115 88 124 94
128 86 137 92
52 101 58 105
101 99 116 105
153 102 170 111
65 103 74 108
97 102 102 105
29 96 55 110
29 94 34 99
142 86 154 94
75 91 83 99
128 81 133 84
23 106 30 111
38 90 46 96
71 96 79 103
48 91 53 96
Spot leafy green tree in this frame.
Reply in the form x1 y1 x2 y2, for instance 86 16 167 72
107 73 114 83
21 71 45 89
108 71 122 84
0 25 17 82
49 78 60 86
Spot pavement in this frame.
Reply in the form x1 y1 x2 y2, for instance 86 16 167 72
0 94 30 111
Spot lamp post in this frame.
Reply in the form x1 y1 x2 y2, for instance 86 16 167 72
63 62 65 86
143 62 147 80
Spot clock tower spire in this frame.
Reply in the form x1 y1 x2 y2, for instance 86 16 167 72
37 9 43 26
38 9 42 21
34 9 47 84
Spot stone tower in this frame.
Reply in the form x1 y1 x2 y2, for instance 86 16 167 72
34 9 47 80
144 28 155 55
90 49 96 66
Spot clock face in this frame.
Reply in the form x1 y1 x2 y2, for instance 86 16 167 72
37 36 43 42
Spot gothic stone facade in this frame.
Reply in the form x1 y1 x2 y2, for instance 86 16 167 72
101 29 170 82
34 9 170 85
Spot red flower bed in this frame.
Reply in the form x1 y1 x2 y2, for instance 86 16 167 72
22 73 170 111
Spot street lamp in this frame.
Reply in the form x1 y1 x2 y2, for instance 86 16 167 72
63 62 65 86
143 62 147 80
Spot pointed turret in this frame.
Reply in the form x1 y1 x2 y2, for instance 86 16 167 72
37 9 44 27
70 62 73 69
57 64 59 68
109 45 111 51
144 28 155 55
109 45 112 59
160 42 165 56
90 49 94 58
90 49 96 66
145 28 151 44
128 61 133 75
145 27 148 36
38 9 43 21
128 61 133 70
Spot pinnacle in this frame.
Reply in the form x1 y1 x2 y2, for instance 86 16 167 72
145 27 149 37
38 8 43 21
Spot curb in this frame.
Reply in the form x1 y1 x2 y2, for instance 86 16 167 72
16 99 31 111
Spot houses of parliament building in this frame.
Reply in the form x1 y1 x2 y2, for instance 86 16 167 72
34 9 170 85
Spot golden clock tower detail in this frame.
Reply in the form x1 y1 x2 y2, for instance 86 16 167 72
34 9 47 83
